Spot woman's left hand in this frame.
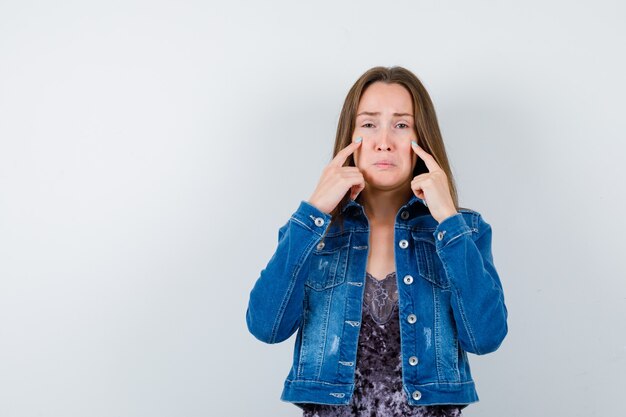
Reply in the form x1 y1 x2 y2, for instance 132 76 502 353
411 141 458 224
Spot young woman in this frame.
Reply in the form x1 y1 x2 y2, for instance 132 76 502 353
246 66 508 416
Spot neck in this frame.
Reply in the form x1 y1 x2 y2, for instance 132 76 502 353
359 185 413 225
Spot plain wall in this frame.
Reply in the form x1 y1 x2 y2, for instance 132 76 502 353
1 1 624 416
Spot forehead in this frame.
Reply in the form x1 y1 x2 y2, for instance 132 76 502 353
357 82 413 114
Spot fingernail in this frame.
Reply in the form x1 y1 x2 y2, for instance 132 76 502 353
355 137 362 143
411 140 417 146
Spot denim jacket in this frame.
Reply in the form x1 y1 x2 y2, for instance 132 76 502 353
246 195 508 408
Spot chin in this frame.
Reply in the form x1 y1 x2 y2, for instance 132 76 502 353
366 181 406 191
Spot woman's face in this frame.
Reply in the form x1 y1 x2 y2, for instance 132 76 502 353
353 81 417 192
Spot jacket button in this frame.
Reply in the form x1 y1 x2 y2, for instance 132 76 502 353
314 217 325 227
409 356 419 366
400 210 410 220
316 242 325 250
398 239 409 249
403 275 414 285
437 231 445 241
412 390 422 401
407 314 417 324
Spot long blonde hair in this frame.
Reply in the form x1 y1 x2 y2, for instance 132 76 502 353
330 66 467 228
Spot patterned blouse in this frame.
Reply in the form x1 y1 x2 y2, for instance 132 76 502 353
301 271 464 417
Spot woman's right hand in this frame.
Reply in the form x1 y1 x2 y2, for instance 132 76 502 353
307 137 365 214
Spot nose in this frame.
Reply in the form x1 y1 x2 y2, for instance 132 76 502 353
376 130 392 151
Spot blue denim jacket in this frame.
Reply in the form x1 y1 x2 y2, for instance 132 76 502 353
246 195 508 408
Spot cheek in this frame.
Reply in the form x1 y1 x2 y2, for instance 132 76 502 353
397 141 413 159
354 135 376 157
400 143 417 170
397 138 412 150
354 148 364 168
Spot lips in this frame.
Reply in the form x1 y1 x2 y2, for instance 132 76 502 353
374 160 395 167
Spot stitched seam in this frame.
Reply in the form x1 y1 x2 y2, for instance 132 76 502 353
285 379 353 386
284 378 476 387
269 235 316 343
435 248 452 290
338 293 350 377
433 284 443 381
443 229 472 247
297 293 309 376
454 286 480 354
407 380 476 387
337 234 358 378
315 285 334 379
290 216 323 236
453 335 460 381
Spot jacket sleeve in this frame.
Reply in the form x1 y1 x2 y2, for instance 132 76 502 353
245 200 331 344
434 211 508 355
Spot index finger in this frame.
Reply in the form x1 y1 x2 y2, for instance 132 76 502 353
411 140 441 172
331 137 362 167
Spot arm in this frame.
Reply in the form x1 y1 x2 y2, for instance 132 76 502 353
434 212 508 355
245 200 331 344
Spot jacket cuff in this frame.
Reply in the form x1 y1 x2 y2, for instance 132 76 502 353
433 212 473 250
290 200 332 237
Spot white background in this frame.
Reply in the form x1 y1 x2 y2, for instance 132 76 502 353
1 1 624 416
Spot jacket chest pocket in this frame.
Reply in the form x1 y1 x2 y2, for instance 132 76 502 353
411 231 450 289
305 235 350 291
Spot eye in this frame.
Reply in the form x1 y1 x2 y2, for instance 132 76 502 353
397 123 410 129
362 123 375 128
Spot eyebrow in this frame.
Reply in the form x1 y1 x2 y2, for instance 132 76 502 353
356 111 414 118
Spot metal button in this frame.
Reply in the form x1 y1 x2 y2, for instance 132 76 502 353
314 217 325 227
399 239 409 249
412 390 422 401
400 210 410 220
316 242 325 250
403 275 414 285
409 356 419 366
437 231 445 241
407 314 417 324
